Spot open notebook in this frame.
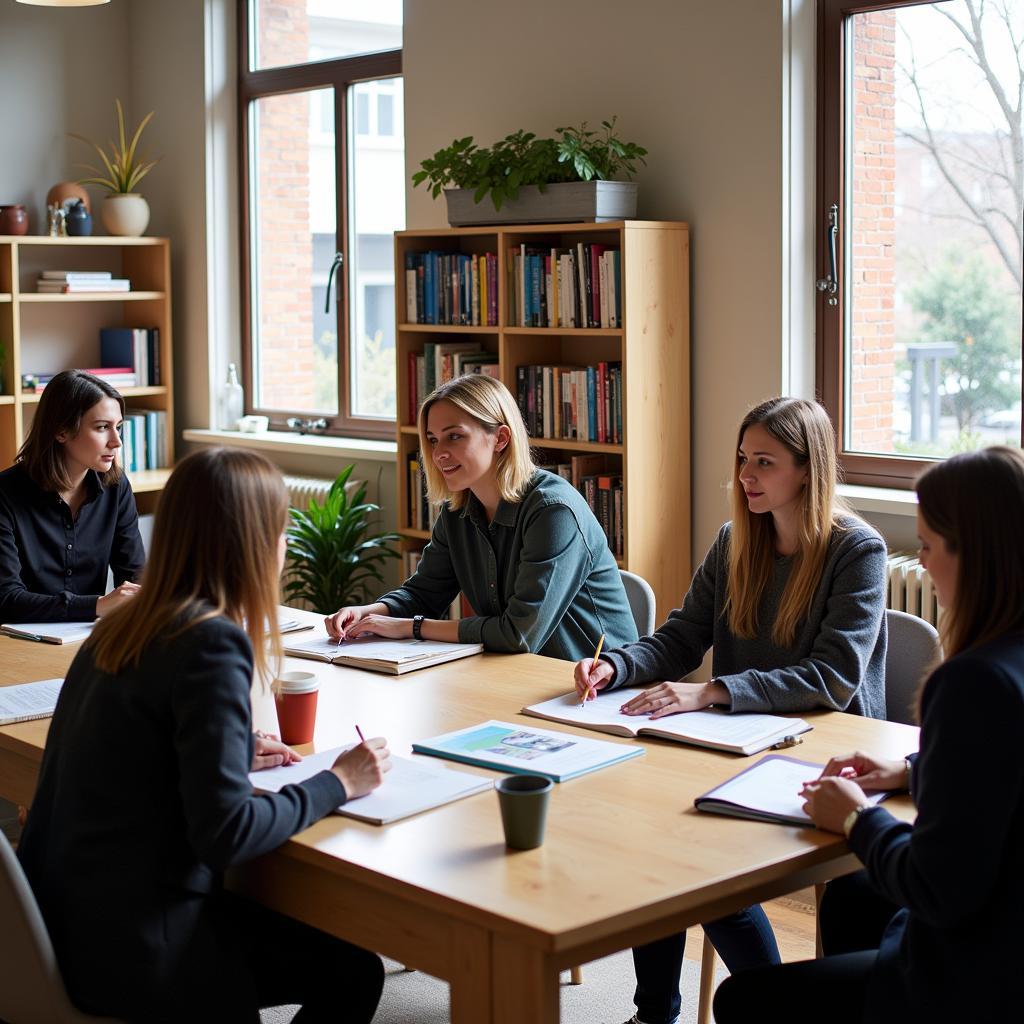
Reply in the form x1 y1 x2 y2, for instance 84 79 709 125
694 754 889 827
284 634 484 675
523 687 811 756
1 622 94 645
249 745 492 824
0 678 63 726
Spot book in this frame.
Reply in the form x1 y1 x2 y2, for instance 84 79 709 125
249 745 493 825
1 622 94 645
412 719 644 783
37 279 130 293
283 635 484 675
694 754 889 827
0 678 63 726
40 271 113 281
522 688 812 756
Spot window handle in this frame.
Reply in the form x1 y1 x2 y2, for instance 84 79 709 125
816 203 839 307
325 251 344 314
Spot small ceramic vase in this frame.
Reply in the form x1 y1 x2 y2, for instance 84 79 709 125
101 194 150 237
65 200 93 237
0 204 29 235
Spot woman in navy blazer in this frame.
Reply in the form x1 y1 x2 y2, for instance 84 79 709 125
713 446 1024 1024
18 447 392 1023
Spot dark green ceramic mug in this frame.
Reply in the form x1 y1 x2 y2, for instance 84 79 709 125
495 774 553 850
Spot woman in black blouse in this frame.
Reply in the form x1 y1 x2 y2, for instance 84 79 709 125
0 370 145 621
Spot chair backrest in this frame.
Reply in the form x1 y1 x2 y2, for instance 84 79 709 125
0 832 121 1023
884 608 940 725
619 570 657 637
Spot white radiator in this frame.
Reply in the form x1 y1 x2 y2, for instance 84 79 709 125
283 475 335 510
886 553 941 628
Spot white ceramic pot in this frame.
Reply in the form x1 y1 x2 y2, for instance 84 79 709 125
101 193 150 237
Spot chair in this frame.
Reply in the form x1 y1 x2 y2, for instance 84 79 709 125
0 832 125 1023
884 609 939 726
620 569 657 636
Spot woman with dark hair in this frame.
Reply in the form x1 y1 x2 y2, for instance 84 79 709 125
18 446 391 1022
713 445 1024 1024
0 369 144 621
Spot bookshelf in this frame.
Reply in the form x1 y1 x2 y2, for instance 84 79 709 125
394 220 690 623
0 236 174 515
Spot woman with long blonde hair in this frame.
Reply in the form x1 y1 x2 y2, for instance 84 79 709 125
326 373 637 660
574 396 888 1024
18 448 390 1023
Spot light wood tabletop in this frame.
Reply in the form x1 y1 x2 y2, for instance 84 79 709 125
0 610 919 1023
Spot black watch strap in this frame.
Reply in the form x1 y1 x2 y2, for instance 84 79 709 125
412 614 425 641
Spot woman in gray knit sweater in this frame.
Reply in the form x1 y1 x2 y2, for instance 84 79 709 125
574 396 888 1024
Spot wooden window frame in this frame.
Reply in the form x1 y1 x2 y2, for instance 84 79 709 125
816 0 1024 487
238 1 402 440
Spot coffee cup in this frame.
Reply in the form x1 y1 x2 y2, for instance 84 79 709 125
274 671 320 745
495 774 553 850
237 414 270 433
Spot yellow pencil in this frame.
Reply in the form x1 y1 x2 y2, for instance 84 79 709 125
581 633 605 707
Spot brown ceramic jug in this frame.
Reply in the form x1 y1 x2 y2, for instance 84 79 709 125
0 205 29 235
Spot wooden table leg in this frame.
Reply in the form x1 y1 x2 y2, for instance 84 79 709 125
491 934 558 1024
449 921 493 1024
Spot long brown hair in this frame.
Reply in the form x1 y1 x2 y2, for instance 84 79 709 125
916 446 1024 659
726 397 851 647
88 447 288 687
17 370 125 491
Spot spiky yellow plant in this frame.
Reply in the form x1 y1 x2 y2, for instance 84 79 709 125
70 99 159 194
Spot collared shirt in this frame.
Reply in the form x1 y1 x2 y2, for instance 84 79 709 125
379 469 638 661
0 463 145 622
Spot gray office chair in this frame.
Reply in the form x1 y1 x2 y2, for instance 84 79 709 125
0 833 125 1023
884 608 939 725
620 569 657 636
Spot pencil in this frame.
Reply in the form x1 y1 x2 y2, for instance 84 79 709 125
355 725 366 743
581 633 606 707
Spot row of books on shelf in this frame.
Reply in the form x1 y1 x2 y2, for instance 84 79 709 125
516 362 622 444
35 271 131 294
406 342 499 423
404 251 499 326
507 243 621 329
120 409 169 473
100 326 162 386
31 367 137 392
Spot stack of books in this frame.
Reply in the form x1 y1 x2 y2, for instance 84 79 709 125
100 326 162 387
36 271 130 293
120 408 169 472
405 250 498 326
406 342 498 422
515 361 622 443
30 368 137 392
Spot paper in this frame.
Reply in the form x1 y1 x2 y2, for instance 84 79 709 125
292 635 477 663
1 622 94 645
249 745 492 824
0 678 63 725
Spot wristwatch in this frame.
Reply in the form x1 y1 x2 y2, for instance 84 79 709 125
842 804 873 838
412 614 425 641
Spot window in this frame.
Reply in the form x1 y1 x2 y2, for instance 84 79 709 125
817 0 1023 486
239 0 404 437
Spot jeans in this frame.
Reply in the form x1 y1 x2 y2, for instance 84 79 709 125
631 904 780 1024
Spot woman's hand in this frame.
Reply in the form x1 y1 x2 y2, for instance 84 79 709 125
574 658 615 701
800 776 869 834
818 750 909 792
324 604 384 642
347 615 411 640
331 737 392 799
619 680 729 719
251 732 302 771
97 581 140 616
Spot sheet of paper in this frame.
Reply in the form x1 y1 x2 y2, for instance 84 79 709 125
1 622 94 644
0 678 63 723
290 634 478 663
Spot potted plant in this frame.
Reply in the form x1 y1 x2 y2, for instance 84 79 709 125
412 118 648 226
284 465 400 614
70 99 159 237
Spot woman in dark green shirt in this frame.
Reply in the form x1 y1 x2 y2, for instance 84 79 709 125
325 374 637 660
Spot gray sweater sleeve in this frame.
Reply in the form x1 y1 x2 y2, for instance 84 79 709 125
719 530 888 713
601 526 724 689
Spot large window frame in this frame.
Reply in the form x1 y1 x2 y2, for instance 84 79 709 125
816 0 1024 486
238 2 402 439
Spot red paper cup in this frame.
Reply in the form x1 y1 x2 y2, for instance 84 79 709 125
274 671 320 745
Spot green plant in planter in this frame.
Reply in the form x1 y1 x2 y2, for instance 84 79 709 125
412 117 647 211
284 465 400 614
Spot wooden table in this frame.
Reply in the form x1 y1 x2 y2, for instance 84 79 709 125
0 618 918 1023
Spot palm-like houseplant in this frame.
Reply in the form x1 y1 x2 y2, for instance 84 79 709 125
284 466 400 614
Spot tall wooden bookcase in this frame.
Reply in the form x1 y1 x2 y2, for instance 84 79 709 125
0 236 174 514
393 220 690 623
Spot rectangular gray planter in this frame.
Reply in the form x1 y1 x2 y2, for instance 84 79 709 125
444 180 638 226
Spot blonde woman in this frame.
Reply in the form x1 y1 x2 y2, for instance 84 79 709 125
18 448 390 1023
326 373 637 660
573 397 888 1024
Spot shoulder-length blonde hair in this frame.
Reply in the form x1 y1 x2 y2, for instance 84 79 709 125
916 446 1024 660
88 447 288 688
417 373 534 512
726 396 850 647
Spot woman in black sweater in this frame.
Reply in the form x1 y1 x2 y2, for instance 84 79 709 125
713 445 1024 1024
18 447 391 1023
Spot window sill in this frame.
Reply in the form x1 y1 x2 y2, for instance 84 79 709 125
838 483 917 518
183 428 398 463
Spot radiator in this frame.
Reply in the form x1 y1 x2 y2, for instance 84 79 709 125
283 475 335 510
886 553 941 628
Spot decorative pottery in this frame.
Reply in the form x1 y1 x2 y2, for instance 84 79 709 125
46 182 91 215
66 200 93 237
0 204 29 235
101 194 149 237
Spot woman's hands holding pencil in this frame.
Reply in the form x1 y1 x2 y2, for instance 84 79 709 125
574 657 616 703
331 736 392 799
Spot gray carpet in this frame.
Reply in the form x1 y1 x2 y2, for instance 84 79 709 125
260 952 729 1024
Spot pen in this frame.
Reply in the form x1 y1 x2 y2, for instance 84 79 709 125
580 633 605 708
356 724 366 744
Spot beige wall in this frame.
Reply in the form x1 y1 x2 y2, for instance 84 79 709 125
404 0 785 571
